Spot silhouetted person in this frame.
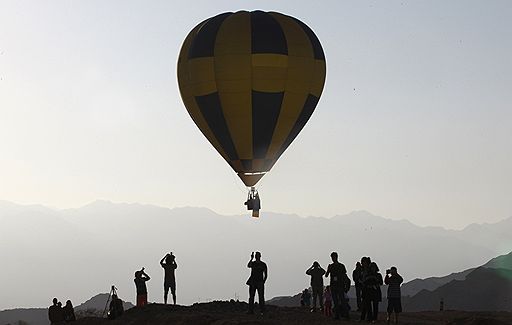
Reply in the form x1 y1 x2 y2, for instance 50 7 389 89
300 288 311 307
362 261 383 323
48 298 62 324
385 266 403 324
325 252 348 320
160 252 178 304
134 267 150 307
306 261 325 312
62 300 75 322
360 256 372 321
353 262 363 311
246 251 267 314
108 294 124 320
324 286 332 317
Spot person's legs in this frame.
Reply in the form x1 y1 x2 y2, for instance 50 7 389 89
164 285 169 304
137 294 147 307
248 285 256 313
356 285 362 311
372 300 379 321
171 284 177 305
387 298 393 324
257 283 265 313
395 298 402 324
331 287 341 319
361 296 371 321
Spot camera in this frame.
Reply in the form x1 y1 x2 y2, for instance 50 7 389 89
386 269 391 274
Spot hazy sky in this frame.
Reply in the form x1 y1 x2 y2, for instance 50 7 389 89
1 0 511 229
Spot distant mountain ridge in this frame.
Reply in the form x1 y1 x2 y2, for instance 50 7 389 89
405 267 512 312
0 200 510 311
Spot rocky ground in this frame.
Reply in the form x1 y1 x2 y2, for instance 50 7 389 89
71 301 512 325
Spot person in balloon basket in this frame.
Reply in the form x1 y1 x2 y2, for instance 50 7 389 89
246 251 268 314
134 267 150 307
160 252 178 304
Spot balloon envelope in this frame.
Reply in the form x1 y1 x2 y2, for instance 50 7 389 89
177 10 326 186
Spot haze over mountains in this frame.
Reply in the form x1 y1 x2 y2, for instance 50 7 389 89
1 200 510 311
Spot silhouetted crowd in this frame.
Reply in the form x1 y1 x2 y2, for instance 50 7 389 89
302 254 404 323
48 298 75 324
49 250 403 323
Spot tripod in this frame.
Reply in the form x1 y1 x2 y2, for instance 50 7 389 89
102 285 117 318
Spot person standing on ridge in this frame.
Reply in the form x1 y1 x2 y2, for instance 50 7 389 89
325 252 348 320
385 266 403 324
160 252 178 304
62 300 76 321
362 261 383 323
134 267 151 307
360 256 372 321
306 261 325 312
48 298 62 324
353 262 363 311
108 294 124 320
246 251 268 314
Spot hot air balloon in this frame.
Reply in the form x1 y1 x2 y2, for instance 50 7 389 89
177 10 326 216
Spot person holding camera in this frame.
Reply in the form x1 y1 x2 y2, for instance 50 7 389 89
134 267 151 307
306 261 325 312
385 266 403 324
246 251 268 314
160 252 178 305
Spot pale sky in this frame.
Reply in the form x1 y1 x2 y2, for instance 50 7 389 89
0 0 511 229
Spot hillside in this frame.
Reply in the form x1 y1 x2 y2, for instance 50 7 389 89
70 302 512 325
402 251 512 298
405 267 512 312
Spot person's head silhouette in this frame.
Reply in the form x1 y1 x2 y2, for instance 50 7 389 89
255 252 261 261
52 298 58 306
330 252 338 262
370 262 379 273
166 254 175 263
135 271 142 279
313 261 320 268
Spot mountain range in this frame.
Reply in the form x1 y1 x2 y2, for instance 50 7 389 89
1 200 510 312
